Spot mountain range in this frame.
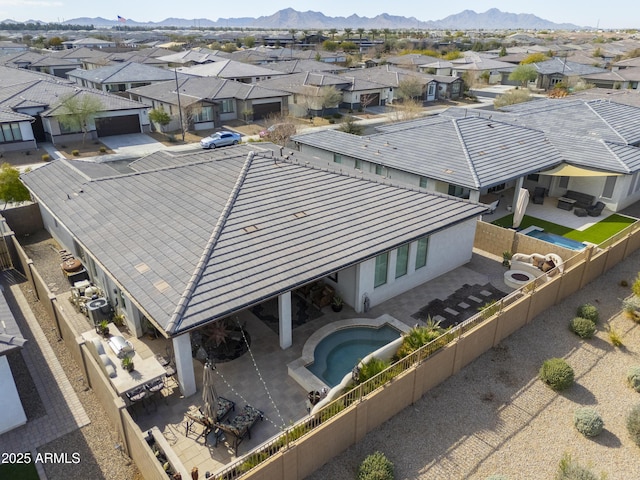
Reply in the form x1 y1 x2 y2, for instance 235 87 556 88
1 8 584 30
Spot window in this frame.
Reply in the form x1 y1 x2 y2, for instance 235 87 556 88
452 82 461 93
415 237 429 269
333 153 342 164
448 184 465 197
58 117 81 134
395 244 409 279
375 164 383 175
527 174 540 182
220 99 235 113
602 176 617 199
374 252 388 288
0 122 23 143
419 176 428 188
354 159 362 170
193 105 213 123
559 176 569 188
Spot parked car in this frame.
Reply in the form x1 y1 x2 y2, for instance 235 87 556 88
200 131 241 149
259 123 296 139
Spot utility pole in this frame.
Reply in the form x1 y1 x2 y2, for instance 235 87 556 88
174 68 185 141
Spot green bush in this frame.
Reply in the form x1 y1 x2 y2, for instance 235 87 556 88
41 154 50 161
627 366 640 392
574 407 604 437
569 317 596 339
627 404 640 446
556 452 601 480
576 304 599 323
357 357 390 384
539 358 574 391
357 451 394 480
71 149 80 156
332 112 343 119
99 146 107 153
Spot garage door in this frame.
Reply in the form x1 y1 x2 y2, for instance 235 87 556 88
252 102 281 120
361 93 380 107
95 115 141 137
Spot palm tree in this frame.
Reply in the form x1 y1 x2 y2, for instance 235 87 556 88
370 29 379 41
329 28 337 40
344 28 352 40
357 28 365 41
383 28 391 41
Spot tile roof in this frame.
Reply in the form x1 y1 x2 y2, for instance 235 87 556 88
21 148 486 336
177 59 288 79
67 61 178 84
295 115 562 189
0 288 27 356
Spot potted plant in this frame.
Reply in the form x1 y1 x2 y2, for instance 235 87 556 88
121 354 134 372
331 295 344 312
98 319 110 337
502 251 513 267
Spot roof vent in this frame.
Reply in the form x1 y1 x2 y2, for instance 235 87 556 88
135 263 150 274
293 211 307 218
243 225 259 233
154 280 170 293
444 168 454 174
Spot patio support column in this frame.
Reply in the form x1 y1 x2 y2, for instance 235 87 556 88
469 190 480 203
512 177 525 210
172 333 196 397
278 291 292 350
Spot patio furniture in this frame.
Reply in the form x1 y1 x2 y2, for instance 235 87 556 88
484 198 500 214
557 197 576 211
214 404 264 455
562 190 596 209
586 201 605 217
532 187 546 205
574 208 588 217
312 284 335 309
184 397 235 441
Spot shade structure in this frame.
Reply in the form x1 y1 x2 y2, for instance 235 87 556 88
202 361 218 421
513 188 529 229
538 163 623 177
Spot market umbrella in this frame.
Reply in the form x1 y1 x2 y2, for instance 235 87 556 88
202 361 218 421
512 188 530 229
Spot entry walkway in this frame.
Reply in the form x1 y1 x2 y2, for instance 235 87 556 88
0 271 90 477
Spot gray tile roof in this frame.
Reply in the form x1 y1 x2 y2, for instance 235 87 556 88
343 65 437 88
294 115 562 189
264 59 349 74
67 62 177 84
178 60 288 79
0 108 33 123
530 58 607 76
0 288 27 356
21 149 486 336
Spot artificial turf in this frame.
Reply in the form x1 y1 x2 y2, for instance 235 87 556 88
492 213 637 245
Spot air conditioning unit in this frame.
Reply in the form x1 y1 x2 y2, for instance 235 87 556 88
87 297 110 325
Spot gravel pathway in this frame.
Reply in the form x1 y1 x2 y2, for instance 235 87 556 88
306 248 640 480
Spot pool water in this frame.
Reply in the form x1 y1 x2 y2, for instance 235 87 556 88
306 325 401 387
525 229 586 251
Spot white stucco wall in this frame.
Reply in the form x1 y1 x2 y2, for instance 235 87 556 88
356 218 479 310
18 121 35 141
0 356 27 435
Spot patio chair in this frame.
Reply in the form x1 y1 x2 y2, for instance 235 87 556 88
213 405 264 455
484 198 500 215
532 187 545 205
586 201 605 217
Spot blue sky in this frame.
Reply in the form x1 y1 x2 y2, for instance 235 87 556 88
0 0 637 29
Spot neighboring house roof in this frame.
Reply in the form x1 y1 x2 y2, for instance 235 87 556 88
0 51 46 67
67 62 179 84
613 57 640 68
338 65 439 88
258 71 384 95
21 147 486 335
570 88 640 108
385 54 442 66
264 59 349 74
294 115 562 190
0 108 33 122
64 37 115 47
529 58 607 76
177 60 288 79
129 76 288 107
47 47 111 62
582 67 640 82
450 57 515 71
0 290 27 357
157 50 229 65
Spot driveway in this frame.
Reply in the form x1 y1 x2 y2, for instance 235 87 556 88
99 133 168 155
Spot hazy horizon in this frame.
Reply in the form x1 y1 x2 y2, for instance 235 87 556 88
0 1 638 29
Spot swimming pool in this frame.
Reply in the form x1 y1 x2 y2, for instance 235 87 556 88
306 325 401 387
524 228 586 251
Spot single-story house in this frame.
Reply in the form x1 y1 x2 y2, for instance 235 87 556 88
0 108 37 152
526 58 608 90
20 144 487 396
451 55 516 85
176 59 288 84
156 49 229 67
580 68 640 91
0 41 28 54
384 54 442 71
61 37 117 49
128 75 289 129
67 62 185 93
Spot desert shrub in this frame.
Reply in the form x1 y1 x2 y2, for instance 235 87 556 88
556 452 601 480
539 358 574 391
627 366 640 392
633 273 640 297
608 326 623 346
623 296 640 321
574 407 604 437
576 304 599 323
627 404 640 446
41 154 50 161
332 112 343 119
569 317 596 339
357 451 394 480
357 357 390 384
396 321 445 358
99 146 107 153
71 149 80 156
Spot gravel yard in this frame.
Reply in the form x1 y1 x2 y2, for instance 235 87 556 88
306 248 640 480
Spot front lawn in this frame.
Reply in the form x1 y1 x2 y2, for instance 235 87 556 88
492 214 637 245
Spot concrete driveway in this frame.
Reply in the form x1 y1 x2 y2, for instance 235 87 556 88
99 133 168 155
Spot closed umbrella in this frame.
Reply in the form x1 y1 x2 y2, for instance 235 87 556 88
202 361 218 421
512 188 530 229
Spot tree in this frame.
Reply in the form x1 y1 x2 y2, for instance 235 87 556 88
494 89 534 108
56 93 103 145
341 42 358 53
499 46 507 57
322 40 338 52
328 28 337 40
338 116 363 135
521 52 547 64
148 107 171 134
382 28 391 41
319 86 343 116
0 163 30 205
396 77 423 101
370 29 379 41
344 28 353 39
388 98 423 123
357 28 365 40
509 64 538 88
244 36 255 48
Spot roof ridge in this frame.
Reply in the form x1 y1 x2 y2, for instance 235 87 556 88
451 118 481 189
585 101 628 144
601 140 632 174
166 151 256 334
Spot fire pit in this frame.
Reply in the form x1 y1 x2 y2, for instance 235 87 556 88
504 269 536 289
